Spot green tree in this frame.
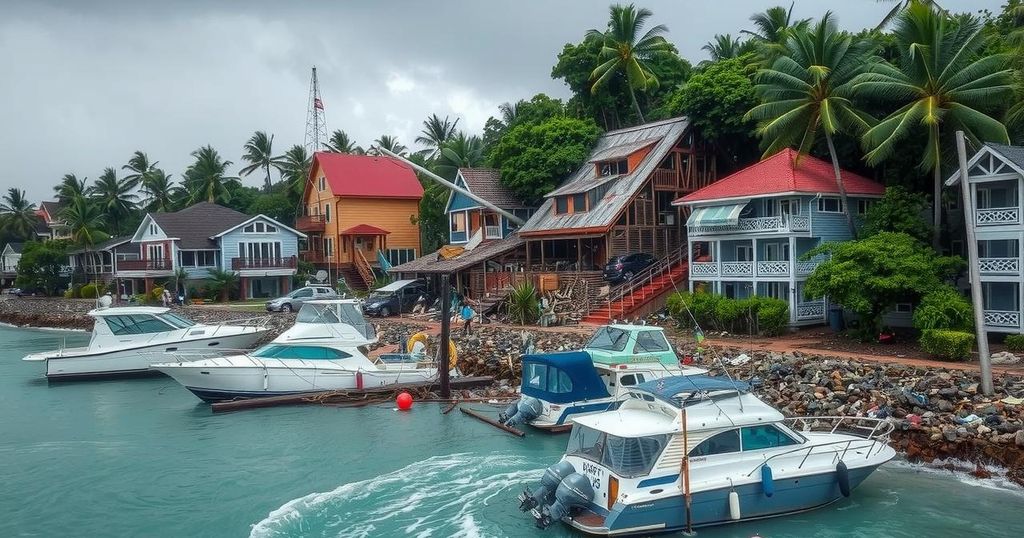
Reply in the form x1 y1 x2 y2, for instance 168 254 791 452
184 145 238 204
61 197 108 287
859 186 932 242
587 3 674 123
205 268 239 302
15 240 69 295
0 188 38 240
280 144 312 205
488 116 601 203
743 4 810 64
54 174 88 205
326 129 363 154
746 12 877 236
141 169 180 213
435 132 484 180
239 131 284 192
371 135 407 156
857 2 1014 247
247 192 294 226
804 232 963 338
414 114 459 159
122 151 157 188
89 167 138 236
701 34 753 62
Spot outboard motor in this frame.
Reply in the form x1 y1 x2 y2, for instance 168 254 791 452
533 472 596 529
500 396 543 427
517 460 575 512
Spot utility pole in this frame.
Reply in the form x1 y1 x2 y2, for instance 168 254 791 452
956 130 993 396
439 273 452 399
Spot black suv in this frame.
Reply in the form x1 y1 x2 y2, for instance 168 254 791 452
603 253 657 283
363 280 431 317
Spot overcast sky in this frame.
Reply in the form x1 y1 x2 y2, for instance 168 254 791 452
0 0 1004 201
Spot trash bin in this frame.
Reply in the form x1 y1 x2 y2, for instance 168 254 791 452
829 306 844 332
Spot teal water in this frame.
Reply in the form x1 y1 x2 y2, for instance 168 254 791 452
1 324 1022 537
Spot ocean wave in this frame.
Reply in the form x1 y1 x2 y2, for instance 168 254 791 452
250 452 540 538
886 457 1024 497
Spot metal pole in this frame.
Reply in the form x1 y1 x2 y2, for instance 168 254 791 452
680 408 693 534
956 130 993 396
439 273 452 399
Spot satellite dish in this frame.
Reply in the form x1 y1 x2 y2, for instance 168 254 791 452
315 270 328 283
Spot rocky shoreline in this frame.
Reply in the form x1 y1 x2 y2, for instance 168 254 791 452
3 296 1023 486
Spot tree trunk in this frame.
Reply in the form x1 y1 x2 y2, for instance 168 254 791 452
264 163 272 192
628 84 645 124
824 132 857 237
932 141 942 250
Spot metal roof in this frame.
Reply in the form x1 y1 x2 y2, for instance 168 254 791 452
388 234 526 274
518 117 691 236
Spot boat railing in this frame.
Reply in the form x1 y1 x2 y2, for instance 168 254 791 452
741 417 894 478
206 315 272 337
148 348 254 363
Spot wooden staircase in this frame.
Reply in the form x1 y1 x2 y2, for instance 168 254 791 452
582 247 689 324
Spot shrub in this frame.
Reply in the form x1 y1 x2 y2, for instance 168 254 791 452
755 297 790 336
507 281 539 325
150 286 164 303
1005 334 1024 352
919 330 975 361
80 283 98 299
63 289 75 299
913 286 973 331
667 292 789 336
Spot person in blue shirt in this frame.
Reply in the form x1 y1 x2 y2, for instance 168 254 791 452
460 300 477 336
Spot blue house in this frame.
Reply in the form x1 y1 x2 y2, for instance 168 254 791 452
674 148 885 326
446 168 534 245
117 202 306 299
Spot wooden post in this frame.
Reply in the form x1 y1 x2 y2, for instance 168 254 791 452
439 273 452 399
957 131 993 396
680 408 693 533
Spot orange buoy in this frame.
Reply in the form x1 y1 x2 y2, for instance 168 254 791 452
396 391 413 411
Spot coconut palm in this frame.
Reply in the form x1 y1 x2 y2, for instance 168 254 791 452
499 101 521 125
743 4 810 64
372 135 407 156
88 167 138 236
587 3 674 123
326 129 363 154
122 151 157 187
280 144 312 203
61 197 108 289
0 188 38 240
54 174 88 204
141 169 180 212
239 131 284 191
701 34 752 62
857 2 1014 246
184 145 238 204
745 12 877 235
415 114 459 159
875 0 945 30
205 268 239 302
436 132 485 179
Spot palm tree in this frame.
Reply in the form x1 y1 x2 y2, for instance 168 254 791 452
436 132 485 179
54 174 88 204
206 268 239 302
61 197 108 290
745 12 877 235
280 145 312 203
701 34 750 62
743 4 810 64
184 145 238 204
239 131 284 191
0 188 38 240
326 130 363 154
372 135 407 156
415 114 459 159
875 0 945 30
141 169 180 212
499 101 521 125
1004 3 1024 143
587 3 674 123
89 167 138 236
857 2 1014 246
122 151 157 187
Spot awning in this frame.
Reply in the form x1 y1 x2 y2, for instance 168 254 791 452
340 224 390 236
685 203 748 227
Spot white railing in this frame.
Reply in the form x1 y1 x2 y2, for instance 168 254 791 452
984 310 1021 328
721 262 753 277
689 213 813 236
484 225 502 239
976 207 1020 226
795 260 820 276
979 257 1020 274
789 215 810 231
738 216 784 231
690 262 719 277
757 260 790 276
797 301 825 320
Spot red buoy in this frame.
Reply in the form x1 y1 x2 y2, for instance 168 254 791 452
396 392 413 411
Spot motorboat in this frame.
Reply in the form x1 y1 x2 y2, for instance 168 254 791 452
516 375 896 535
22 306 269 380
499 324 708 431
152 299 455 402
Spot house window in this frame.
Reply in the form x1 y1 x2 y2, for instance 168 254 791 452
181 251 216 267
894 303 913 314
572 193 587 213
736 245 753 262
555 197 569 215
146 244 164 261
324 237 334 257
817 197 844 213
764 243 789 261
324 204 331 223
484 214 501 239
856 200 874 215
318 176 326 191
242 222 279 233
778 199 801 216
450 212 466 232
598 159 628 177
761 282 788 300
238 242 281 261
385 248 416 266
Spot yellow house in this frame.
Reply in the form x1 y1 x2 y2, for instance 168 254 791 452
297 152 423 289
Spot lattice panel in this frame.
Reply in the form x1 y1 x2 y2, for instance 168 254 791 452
739 216 784 232
721 262 753 277
979 258 1020 273
757 261 790 276
797 301 825 320
976 208 1019 226
690 262 719 277
795 260 819 276
984 310 1021 327
789 215 810 231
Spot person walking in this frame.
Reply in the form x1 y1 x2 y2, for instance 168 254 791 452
460 300 477 337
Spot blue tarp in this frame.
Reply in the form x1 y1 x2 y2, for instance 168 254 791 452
520 351 610 404
634 375 751 405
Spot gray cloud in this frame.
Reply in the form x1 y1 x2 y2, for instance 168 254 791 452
0 0 1002 200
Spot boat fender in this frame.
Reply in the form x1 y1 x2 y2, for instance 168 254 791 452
761 465 775 498
728 490 741 520
519 460 575 512
356 370 363 390
534 472 595 529
836 461 851 497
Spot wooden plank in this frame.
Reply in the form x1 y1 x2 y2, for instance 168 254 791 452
459 406 526 437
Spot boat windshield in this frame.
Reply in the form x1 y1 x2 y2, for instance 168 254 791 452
103 314 174 335
523 361 574 394
251 344 352 360
586 327 629 352
158 312 196 329
296 302 376 341
567 424 669 478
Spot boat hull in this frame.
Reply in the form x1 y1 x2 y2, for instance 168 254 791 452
41 330 267 380
567 463 880 536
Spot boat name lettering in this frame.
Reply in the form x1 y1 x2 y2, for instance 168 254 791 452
580 461 604 478
689 456 706 464
630 503 655 510
629 355 658 363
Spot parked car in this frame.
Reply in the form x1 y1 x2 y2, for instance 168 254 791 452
603 253 657 283
5 288 21 296
265 286 338 312
363 279 430 317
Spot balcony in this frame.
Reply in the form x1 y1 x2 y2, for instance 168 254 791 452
299 250 326 263
976 207 1020 226
796 301 826 321
689 214 811 236
689 259 820 280
484 225 502 239
757 260 790 277
117 259 173 272
690 262 719 277
979 257 1020 275
721 262 752 277
652 168 680 189
296 215 326 232
231 256 298 271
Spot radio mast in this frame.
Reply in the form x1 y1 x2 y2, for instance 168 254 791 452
304 66 328 155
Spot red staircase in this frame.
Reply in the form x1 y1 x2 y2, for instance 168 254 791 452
582 247 689 324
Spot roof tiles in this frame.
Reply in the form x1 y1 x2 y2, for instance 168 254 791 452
313 152 423 199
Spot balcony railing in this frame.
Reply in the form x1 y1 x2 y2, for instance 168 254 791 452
976 207 1020 226
757 260 790 276
117 259 173 271
721 261 753 277
690 214 811 236
690 259 819 279
795 260 820 276
484 225 502 239
299 250 326 263
652 168 680 189
984 310 1021 328
796 301 826 321
296 214 326 232
979 257 1020 275
231 256 298 270
690 261 719 277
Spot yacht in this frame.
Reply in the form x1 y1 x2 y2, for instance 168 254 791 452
152 299 453 402
22 306 269 380
517 375 895 535
499 324 708 431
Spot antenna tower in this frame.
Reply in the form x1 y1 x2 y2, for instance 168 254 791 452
304 66 328 155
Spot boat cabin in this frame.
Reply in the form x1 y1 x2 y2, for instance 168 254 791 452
284 299 377 344
87 307 198 343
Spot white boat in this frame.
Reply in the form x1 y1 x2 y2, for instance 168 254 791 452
152 299 454 402
499 324 708 432
22 306 269 380
517 375 896 535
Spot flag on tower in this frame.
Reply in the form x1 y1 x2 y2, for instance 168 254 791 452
314 98 324 110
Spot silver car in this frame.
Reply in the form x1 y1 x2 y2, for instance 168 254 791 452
265 286 338 313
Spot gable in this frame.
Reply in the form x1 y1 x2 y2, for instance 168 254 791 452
213 214 306 240
446 174 481 213
946 144 1024 186
132 215 168 242
311 152 423 200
